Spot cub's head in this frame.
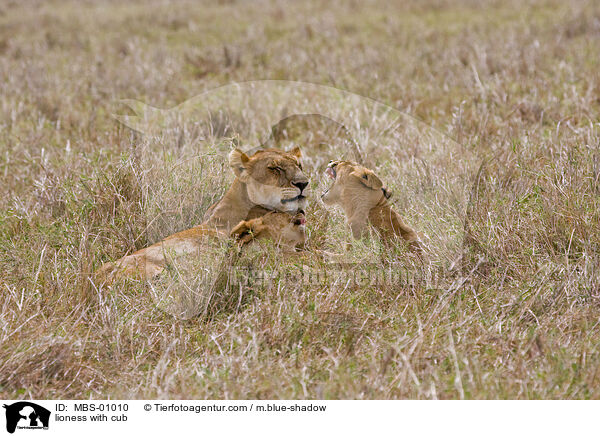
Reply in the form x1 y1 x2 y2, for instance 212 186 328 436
321 160 390 209
229 147 309 214
230 211 306 251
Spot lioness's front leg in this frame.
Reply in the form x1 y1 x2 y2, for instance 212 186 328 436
95 246 166 284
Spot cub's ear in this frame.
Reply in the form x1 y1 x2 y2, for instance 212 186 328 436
288 146 302 159
229 149 250 180
351 168 383 190
230 220 255 244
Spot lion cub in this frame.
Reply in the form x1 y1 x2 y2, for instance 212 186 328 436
321 160 422 250
95 211 306 285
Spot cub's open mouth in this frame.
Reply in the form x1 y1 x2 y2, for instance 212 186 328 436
293 217 306 226
325 166 337 180
293 210 306 226
281 194 306 204
322 162 337 195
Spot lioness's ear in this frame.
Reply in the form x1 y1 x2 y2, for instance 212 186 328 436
229 148 250 180
288 146 302 159
351 168 383 190
230 220 255 244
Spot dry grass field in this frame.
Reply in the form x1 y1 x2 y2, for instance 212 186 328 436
1 0 600 399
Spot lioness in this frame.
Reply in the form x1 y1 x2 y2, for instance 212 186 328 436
95 211 307 285
321 160 422 250
203 147 309 231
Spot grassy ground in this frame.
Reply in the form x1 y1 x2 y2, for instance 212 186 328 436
1 0 600 399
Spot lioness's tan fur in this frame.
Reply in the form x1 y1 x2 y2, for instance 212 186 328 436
95 211 306 285
96 147 309 284
203 147 309 231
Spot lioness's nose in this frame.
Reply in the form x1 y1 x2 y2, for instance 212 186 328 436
292 181 308 193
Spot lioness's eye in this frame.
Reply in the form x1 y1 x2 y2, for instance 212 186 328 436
269 166 283 174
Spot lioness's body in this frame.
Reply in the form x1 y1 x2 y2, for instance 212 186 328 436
95 225 227 284
321 160 421 250
96 211 306 284
96 146 309 284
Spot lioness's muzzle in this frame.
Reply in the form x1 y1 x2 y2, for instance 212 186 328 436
281 194 306 204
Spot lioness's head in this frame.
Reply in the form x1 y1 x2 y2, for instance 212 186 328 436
321 160 391 209
230 211 306 250
229 147 309 214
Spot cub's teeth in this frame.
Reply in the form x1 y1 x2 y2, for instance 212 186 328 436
325 167 336 179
